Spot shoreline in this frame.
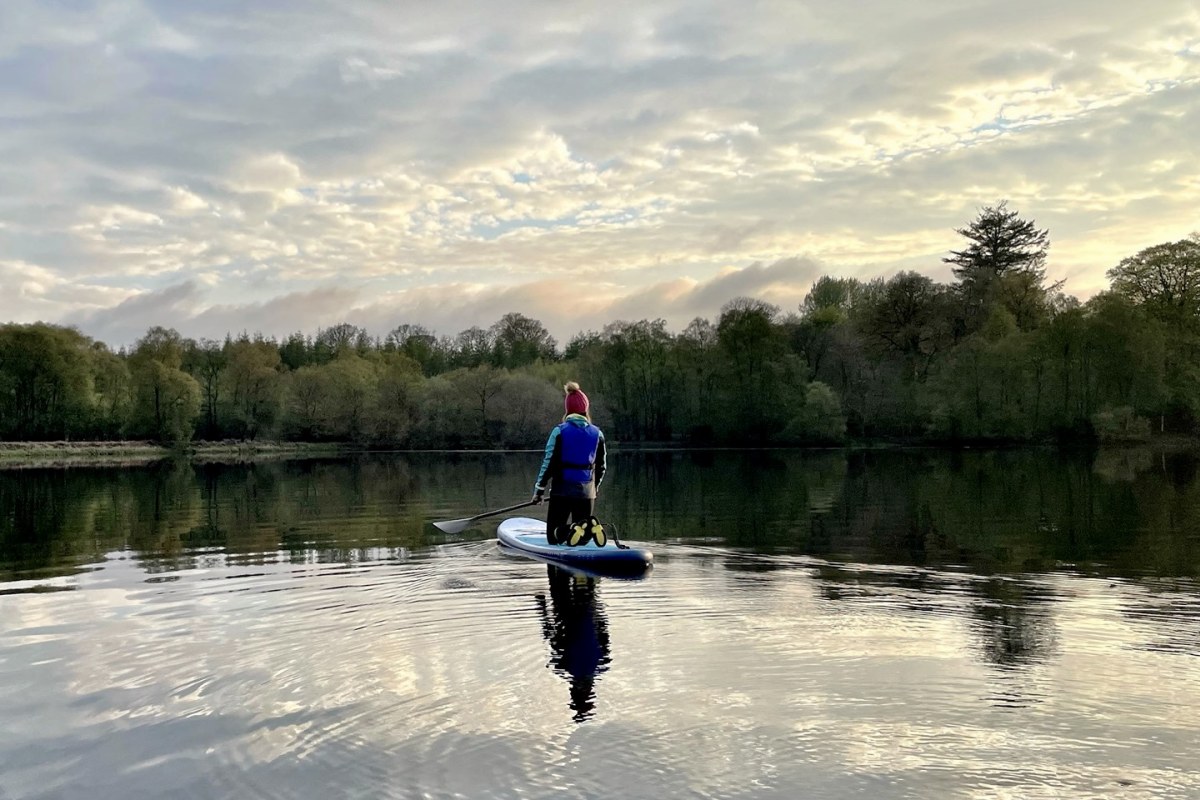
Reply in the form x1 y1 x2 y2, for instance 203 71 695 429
0 441 348 469
2 435 1198 469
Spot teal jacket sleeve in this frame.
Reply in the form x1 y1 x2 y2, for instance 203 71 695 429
534 426 560 492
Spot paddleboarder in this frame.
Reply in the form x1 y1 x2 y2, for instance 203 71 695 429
532 382 608 545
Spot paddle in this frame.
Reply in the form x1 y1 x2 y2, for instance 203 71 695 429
432 500 540 534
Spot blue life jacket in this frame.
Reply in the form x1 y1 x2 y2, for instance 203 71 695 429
558 420 601 484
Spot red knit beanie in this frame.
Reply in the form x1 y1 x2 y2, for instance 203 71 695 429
564 382 589 416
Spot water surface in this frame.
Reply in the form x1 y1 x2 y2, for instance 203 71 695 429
1 449 1198 799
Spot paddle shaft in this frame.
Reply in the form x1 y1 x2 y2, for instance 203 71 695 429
432 499 540 533
458 499 539 525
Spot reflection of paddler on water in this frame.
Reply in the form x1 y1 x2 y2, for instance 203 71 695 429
534 564 612 722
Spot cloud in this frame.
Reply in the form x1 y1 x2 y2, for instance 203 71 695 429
0 259 135 323
685 258 822 314
66 282 364 347
63 281 203 346
63 258 827 347
0 0 1197 337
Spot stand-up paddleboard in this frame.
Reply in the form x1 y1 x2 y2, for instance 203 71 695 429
497 517 653 575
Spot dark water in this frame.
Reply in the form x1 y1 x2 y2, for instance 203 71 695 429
1 449 1198 799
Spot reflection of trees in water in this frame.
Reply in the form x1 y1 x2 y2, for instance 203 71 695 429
0 455 517 580
969 578 1058 669
1118 583 1200 657
1091 448 1156 483
0 462 196 579
6 447 1200 584
809 561 1058 703
968 578 1060 708
1165 451 1199 490
535 565 611 723
602 449 847 549
723 558 789 575
186 456 444 565
610 447 1200 580
810 564 960 605
126 461 205 572
0 468 97 580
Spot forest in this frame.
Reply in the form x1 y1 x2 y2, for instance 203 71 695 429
2 203 1199 448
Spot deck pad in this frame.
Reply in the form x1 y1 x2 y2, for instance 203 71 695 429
497 517 653 573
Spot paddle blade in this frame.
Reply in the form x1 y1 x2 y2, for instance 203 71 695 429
432 518 473 534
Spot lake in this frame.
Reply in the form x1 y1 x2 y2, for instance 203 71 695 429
1 448 1198 799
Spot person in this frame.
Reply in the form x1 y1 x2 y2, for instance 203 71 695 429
532 381 607 545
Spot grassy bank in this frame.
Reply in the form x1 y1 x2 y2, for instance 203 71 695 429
0 440 346 469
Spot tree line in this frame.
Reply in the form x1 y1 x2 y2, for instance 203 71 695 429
2 203 1199 447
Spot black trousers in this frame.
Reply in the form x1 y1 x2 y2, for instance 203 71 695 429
546 495 595 544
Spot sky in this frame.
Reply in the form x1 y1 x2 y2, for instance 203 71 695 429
1 0 1197 347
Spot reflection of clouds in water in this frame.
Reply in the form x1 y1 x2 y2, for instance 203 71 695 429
808 562 1061 707
1118 580 1200 657
6 453 1200 797
2 552 1198 798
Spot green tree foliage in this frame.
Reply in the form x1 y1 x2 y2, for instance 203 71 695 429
386 324 447 376
491 372 562 446
490 312 557 368
89 343 131 439
370 352 422 445
313 323 371 363
183 339 226 438
411 374 472 448
408 366 569 448
451 365 506 446
929 310 1039 439
674 318 720 443
781 382 846 443
127 327 200 443
221 340 282 439
945 202 1050 280
716 298 796 440
796 277 861 381
1107 236 1200 430
946 202 1054 333
279 332 311 370
282 365 325 440
576 320 678 441
857 271 951 381
318 355 376 441
564 330 603 362
279 352 421 444
1107 236 1200 326
800 275 863 317
451 326 495 368
1082 293 1166 417
0 324 96 439
4 212 1198 448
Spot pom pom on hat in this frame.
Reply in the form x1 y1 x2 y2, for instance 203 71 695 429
564 381 589 415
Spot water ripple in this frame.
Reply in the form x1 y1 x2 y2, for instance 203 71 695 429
2 538 1199 799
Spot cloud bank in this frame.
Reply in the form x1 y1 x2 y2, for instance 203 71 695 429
65 256 821 346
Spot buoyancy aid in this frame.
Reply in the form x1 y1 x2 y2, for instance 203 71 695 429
558 418 601 484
